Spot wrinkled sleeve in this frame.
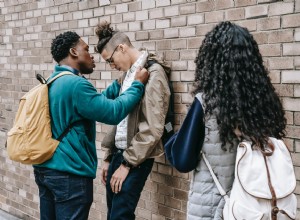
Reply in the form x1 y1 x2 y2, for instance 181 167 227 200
74 79 144 125
123 68 170 166
101 80 121 99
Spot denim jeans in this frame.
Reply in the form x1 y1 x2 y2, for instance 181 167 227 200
106 150 154 220
34 167 93 220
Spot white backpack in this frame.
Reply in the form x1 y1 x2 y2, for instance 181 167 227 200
202 137 297 220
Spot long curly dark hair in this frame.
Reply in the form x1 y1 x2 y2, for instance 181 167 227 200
193 21 286 150
51 31 80 63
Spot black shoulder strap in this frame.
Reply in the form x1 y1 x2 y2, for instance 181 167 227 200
57 120 82 141
145 60 157 69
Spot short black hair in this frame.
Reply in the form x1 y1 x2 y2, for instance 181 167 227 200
51 31 80 63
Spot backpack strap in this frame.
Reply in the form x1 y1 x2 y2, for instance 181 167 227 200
36 71 74 85
47 71 74 85
45 71 80 142
262 141 293 220
57 121 82 141
202 152 230 202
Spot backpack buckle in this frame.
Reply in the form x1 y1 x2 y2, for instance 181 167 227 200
272 206 279 215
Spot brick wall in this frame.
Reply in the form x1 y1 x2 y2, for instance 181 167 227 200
0 0 299 219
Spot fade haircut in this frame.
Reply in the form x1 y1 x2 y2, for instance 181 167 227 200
95 21 132 54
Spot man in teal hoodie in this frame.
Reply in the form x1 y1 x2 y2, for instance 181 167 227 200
33 31 149 220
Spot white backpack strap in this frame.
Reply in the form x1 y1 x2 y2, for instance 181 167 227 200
202 152 229 201
47 71 74 85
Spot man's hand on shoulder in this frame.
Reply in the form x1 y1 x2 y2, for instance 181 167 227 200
134 66 149 85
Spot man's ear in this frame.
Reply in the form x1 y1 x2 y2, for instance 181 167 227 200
118 44 126 53
69 48 78 57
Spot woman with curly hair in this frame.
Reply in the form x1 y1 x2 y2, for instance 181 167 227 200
167 21 286 219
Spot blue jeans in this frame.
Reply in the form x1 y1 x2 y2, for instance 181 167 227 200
106 150 154 220
34 167 93 220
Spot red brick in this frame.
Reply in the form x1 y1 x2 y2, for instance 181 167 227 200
157 0 170 7
171 16 186 27
268 57 293 70
245 5 268 19
164 28 178 39
128 1 141 11
282 97 300 112
179 27 195 38
295 85 300 97
273 84 293 97
282 14 300 28
235 0 256 6
216 0 234 10
252 32 268 44
225 8 245 21
150 30 164 40
158 204 173 218
257 17 280 31
142 20 155 30
286 125 300 139
296 0 300 12
283 43 300 56
196 1 214 12
285 111 293 125
179 3 196 15
149 8 164 19
259 44 281 57
156 19 170 29
268 30 294 43
164 5 179 17
135 31 149 41
170 39 187 50
196 23 215 36
205 11 224 23
187 14 204 25
165 196 181 209
142 0 155 10
282 71 300 84
295 112 300 125
269 2 294 16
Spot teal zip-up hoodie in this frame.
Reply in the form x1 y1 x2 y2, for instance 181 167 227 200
35 65 144 178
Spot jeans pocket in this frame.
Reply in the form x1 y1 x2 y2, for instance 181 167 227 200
44 175 69 202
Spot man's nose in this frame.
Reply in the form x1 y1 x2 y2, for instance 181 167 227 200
109 62 116 69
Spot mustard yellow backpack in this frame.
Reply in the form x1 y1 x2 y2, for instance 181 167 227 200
6 72 73 164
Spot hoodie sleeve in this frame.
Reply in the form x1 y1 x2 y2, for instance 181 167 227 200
101 80 121 99
74 78 144 125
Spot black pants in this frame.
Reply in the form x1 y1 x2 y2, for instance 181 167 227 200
106 150 154 220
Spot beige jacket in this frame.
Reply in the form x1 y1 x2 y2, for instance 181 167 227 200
101 54 171 167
